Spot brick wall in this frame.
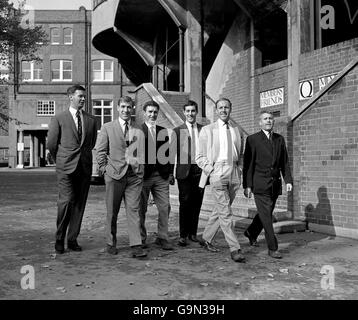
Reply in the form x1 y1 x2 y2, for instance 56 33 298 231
293 65 358 231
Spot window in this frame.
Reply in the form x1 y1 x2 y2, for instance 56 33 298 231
63 28 73 45
0 148 9 161
50 28 60 44
51 60 72 81
21 61 43 81
37 101 55 116
92 60 113 82
92 99 113 129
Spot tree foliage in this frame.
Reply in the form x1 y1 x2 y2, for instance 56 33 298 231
0 0 48 133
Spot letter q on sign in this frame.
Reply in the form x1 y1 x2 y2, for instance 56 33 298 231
299 80 314 100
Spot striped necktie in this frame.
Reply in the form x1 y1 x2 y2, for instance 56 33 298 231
76 110 82 142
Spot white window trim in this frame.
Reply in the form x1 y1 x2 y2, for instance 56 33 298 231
37 100 56 116
92 99 113 128
51 60 72 82
51 28 60 45
63 28 73 45
22 61 43 82
92 60 114 82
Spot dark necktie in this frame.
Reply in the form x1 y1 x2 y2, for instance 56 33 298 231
190 124 196 163
76 110 82 142
124 121 129 146
225 122 232 160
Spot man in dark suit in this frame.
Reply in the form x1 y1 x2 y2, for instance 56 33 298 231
95 96 147 258
173 100 204 246
243 110 293 259
47 85 97 254
139 100 175 250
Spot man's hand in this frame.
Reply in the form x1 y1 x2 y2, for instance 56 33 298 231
244 187 252 198
286 183 293 192
169 174 175 185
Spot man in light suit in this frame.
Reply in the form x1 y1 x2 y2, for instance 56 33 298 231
139 100 175 250
243 110 292 259
196 98 245 263
48 85 97 254
173 100 204 246
95 96 147 258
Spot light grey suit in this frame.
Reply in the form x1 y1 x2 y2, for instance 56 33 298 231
196 119 244 252
95 119 145 247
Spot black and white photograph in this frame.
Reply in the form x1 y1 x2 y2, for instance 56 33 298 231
0 0 358 311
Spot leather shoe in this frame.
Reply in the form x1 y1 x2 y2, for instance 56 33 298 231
268 250 282 259
55 240 64 254
67 240 82 251
141 240 149 249
244 230 259 247
201 240 219 252
231 249 246 263
106 244 118 255
131 245 147 258
178 237 187 247
155 238 174 250
188 235 199 242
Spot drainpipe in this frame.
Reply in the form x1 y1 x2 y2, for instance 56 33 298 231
200 0 205 117
84 7 91 113
178 27 184 92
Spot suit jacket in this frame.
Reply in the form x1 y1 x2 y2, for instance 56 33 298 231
173 123 203 180
142 123 173 180
242 130 292 196
95 119 145 180
47 109 97 175
196 119 244 187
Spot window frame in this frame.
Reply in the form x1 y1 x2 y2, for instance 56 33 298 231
37 100 56 116
21 60 43 82
63 27 73 45
92 99 113 128
50 27 60 45
50 59 72 82
92 59 114 82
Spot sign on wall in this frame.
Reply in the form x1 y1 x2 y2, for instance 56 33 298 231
260 87 284 108
319 74 336 90
299 79 314 100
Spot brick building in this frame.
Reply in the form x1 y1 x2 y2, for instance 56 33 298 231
5 7 135 168
92 0 358 238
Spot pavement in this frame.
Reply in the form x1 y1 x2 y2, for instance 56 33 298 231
1 167 358 300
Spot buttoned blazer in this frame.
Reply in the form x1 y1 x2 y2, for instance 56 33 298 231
196 119 244 186
173 123 203 180
242 130 292 196
47 109 97 175
95 119 145 180
141 123 173 180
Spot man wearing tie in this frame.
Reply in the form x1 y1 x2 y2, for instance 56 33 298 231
47 85 97 254
95 96 147 258
173 100 204 246
243 110 293 259
139 100 175 250
196 98 246 263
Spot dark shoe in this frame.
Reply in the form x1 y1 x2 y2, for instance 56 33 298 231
231 249 246 263
131 245 147 258
178 237 187 247
268 250 282 259
106 244 118 255
141 240 149 249
201 240 219 252
188 235 199 242
155 238 174 250
67 240 82 251
55 240 64 254
244 230 259 247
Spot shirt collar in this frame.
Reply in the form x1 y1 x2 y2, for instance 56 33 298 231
262 129 272 137
145 121 156 129
69 106 81 116
218 118 230 127
186 121 197 128
118 117 130 126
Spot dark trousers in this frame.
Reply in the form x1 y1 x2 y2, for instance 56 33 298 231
247 194 278 251
177 165 204 238
56 162 91 242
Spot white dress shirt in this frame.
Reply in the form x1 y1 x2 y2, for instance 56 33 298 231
69 106 83 132
216 118 238 162
118 117 131 135
185 121 199 159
